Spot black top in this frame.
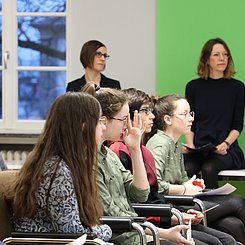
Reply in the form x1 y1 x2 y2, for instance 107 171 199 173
185 77 245 168
66 73 121 92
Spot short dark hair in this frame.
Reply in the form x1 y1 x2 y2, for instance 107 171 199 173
123 88 152 120
80 40 106 69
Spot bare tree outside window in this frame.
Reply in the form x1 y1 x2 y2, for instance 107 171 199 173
0 0 66 121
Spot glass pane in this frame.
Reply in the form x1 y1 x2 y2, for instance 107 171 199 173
18 71 66 120
0 71 2 119
17 0 66 13
0 0 2 12
18 16 66 66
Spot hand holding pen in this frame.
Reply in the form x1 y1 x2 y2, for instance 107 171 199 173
185 204 220 225
195 204 220 219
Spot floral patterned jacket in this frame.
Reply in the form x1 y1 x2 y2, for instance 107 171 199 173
14 157 112 242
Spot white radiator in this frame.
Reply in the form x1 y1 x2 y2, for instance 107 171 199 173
0 150 29 170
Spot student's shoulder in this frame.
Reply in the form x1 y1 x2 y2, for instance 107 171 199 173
44 157 71 174
109 141 128 155
146 132 170 150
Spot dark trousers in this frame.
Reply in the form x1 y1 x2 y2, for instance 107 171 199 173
199 195 245 244
184 152 233 189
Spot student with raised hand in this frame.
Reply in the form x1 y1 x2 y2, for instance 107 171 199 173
82 83 194 245
8 92 112 242
145 94 245 244
184 38 245 189
66 40 121 92
110 88 239 245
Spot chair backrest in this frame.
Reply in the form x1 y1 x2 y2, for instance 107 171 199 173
0 170 18 241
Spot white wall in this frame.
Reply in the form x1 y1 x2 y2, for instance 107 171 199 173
68 0 156 95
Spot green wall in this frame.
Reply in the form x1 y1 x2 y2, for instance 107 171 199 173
156 0 245 151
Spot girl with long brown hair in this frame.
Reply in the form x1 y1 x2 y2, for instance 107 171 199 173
10 92 112 241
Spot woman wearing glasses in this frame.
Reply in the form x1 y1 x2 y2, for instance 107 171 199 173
9 92 112 242
66 40 121 92
184 38 245 189
145 94 245 244
110 88 239 245
82 84 195 245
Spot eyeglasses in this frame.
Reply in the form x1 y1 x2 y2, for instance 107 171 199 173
111 116 128 123
139 108 154 115
211 52 229 59
170 111 195 118
95 51 110 59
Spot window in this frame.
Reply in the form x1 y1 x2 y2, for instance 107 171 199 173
0 0 67 133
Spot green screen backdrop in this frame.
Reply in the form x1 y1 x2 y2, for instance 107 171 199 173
156 0 245 151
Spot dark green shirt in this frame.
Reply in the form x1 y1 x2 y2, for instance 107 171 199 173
146 130 189 194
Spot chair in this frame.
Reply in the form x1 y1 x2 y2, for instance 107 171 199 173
0 170 17 241
3 236 102 244
132 203 185 238
163 195 207 226
1 170 187 245
218 169 245 181
0 171 150 245
2 217 147 245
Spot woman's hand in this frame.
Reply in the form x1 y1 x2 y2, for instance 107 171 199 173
186 209 203 225
182 144 195 154
215 142 229 155
183 175 204 195
158 225 195 245
123 111 146 151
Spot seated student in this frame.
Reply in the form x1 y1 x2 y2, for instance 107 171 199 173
6 92 112 242
66 40 121 92
109 88 238 245
145 94 245 244
82 84 194 245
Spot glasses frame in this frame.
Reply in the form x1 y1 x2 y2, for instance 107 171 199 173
95 51 110 59
170 111 195 118
111 116 127 123
139 108 154 115
211 52 229 59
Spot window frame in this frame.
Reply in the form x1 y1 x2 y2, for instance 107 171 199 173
0 0 69 134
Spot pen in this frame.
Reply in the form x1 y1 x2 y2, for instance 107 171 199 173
195 204 220 218
202 204 220 213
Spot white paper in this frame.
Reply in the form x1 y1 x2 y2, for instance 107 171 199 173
187 218 192 241
68 234 87 245
195 183 236 197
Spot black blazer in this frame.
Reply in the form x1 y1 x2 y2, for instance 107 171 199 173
66 73 121 92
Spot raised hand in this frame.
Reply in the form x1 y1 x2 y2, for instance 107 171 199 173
123 111 146 151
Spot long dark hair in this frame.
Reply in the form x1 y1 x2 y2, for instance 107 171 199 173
11 92 103 227
122 88 153 120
